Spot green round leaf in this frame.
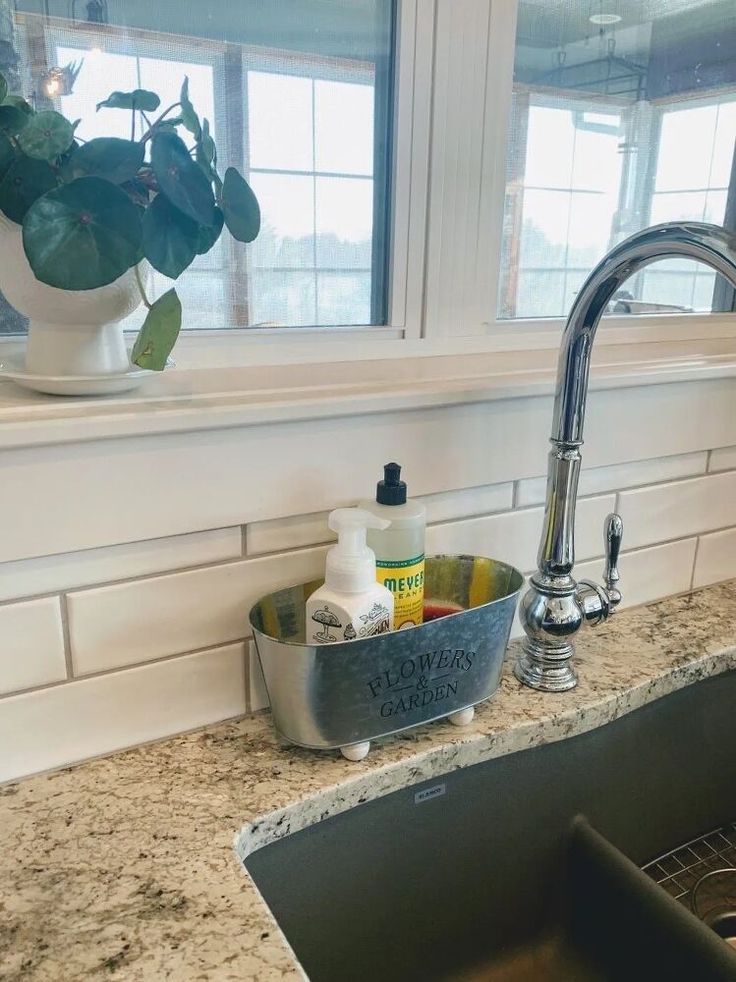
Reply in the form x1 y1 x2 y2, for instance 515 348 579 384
0 132 14 181
131 288 181 370
22 176 143 290
96 89 161 112
0 74 7 105
0 156 57 223
17 111 74 161
64 137 145 184
0 105 30 137
142 192 199 278
151 130 215 227
3 95 34 115
221 167 260 243
196 206 223 255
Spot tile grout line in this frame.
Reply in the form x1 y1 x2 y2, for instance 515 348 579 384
59 594 74 680
690 536 702 592
244 641 252 715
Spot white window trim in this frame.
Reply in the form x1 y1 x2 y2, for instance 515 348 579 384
1 0 735 382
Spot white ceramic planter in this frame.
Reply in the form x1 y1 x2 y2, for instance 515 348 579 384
0 212 147 391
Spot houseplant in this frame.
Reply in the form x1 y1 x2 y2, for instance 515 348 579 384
0 72 260 386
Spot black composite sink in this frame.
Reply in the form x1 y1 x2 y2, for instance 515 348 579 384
244 671 736 981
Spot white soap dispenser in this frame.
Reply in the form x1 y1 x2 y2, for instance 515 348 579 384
306 508 394 644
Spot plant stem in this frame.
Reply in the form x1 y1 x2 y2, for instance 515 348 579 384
135 264 152 310
139 102 182 143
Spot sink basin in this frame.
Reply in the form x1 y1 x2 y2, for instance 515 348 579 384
244 670 736 980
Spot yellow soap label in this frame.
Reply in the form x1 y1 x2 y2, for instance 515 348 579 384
376 554 425 629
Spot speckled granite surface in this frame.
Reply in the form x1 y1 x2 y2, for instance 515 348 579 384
2 580 736 981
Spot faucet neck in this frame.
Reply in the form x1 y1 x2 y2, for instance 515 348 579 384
552 223 736 445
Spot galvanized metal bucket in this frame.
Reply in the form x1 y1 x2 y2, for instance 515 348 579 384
250 555 523 757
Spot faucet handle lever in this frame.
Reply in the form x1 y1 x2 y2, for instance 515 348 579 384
603 512 623 609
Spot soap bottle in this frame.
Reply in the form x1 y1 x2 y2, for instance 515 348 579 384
306 508 394 644
361 463 426 629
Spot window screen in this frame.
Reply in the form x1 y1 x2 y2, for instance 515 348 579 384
500 0 736 319
0 0 395 334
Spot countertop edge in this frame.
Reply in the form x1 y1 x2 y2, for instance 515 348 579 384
235 644 736 863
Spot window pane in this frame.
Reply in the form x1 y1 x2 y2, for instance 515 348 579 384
501 0 736 319
524 107 575 189
315 80 374 175
0 0 394 335
655 106 718 191
57 48 137 141
248 72 313 172
317 272 371 325
519 190 570 267
650 191 708 224
249 173 315 268
570 119 622 193
315 177 373 268
516 271 565 319
250 271 317 327
567 192 619 266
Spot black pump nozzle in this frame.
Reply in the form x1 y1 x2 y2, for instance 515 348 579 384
376 462 407 505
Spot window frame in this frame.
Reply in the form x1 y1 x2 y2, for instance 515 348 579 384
3 0 736 376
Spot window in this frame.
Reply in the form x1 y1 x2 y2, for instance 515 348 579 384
639 95 736 310
500 0 736 319
0 1 394 335
247 67 376 327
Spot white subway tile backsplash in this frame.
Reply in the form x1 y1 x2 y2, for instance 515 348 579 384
426 495 616 574
709 446 736 473
693 528 736 588
247 513 331 556
246 483 514 556
0 643 246 783
0 528 243 603
619 471 736 551
420 483 514 524
67 547 327 676
4 440 736 784
0 597 66 696
573 538 697 610
248 641 270 712
516 452 707 508
4 378 736 567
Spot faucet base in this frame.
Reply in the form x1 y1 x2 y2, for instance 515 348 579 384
514 639 578 692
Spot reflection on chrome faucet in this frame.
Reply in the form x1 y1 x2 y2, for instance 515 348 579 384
516 222 736 693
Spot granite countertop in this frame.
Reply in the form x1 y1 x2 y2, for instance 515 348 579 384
2 579 736 981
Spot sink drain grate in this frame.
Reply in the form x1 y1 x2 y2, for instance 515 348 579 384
642 822 736 905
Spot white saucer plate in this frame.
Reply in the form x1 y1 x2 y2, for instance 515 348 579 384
0 352 173 396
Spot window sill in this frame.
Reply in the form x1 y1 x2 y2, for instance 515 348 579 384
0 336 734 450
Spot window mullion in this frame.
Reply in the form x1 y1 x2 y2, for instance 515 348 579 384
422 0 519 339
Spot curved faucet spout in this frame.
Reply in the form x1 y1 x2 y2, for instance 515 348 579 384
516 222 736 694
553 223 736 446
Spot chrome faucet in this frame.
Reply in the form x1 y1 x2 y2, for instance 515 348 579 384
515 222 736 693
